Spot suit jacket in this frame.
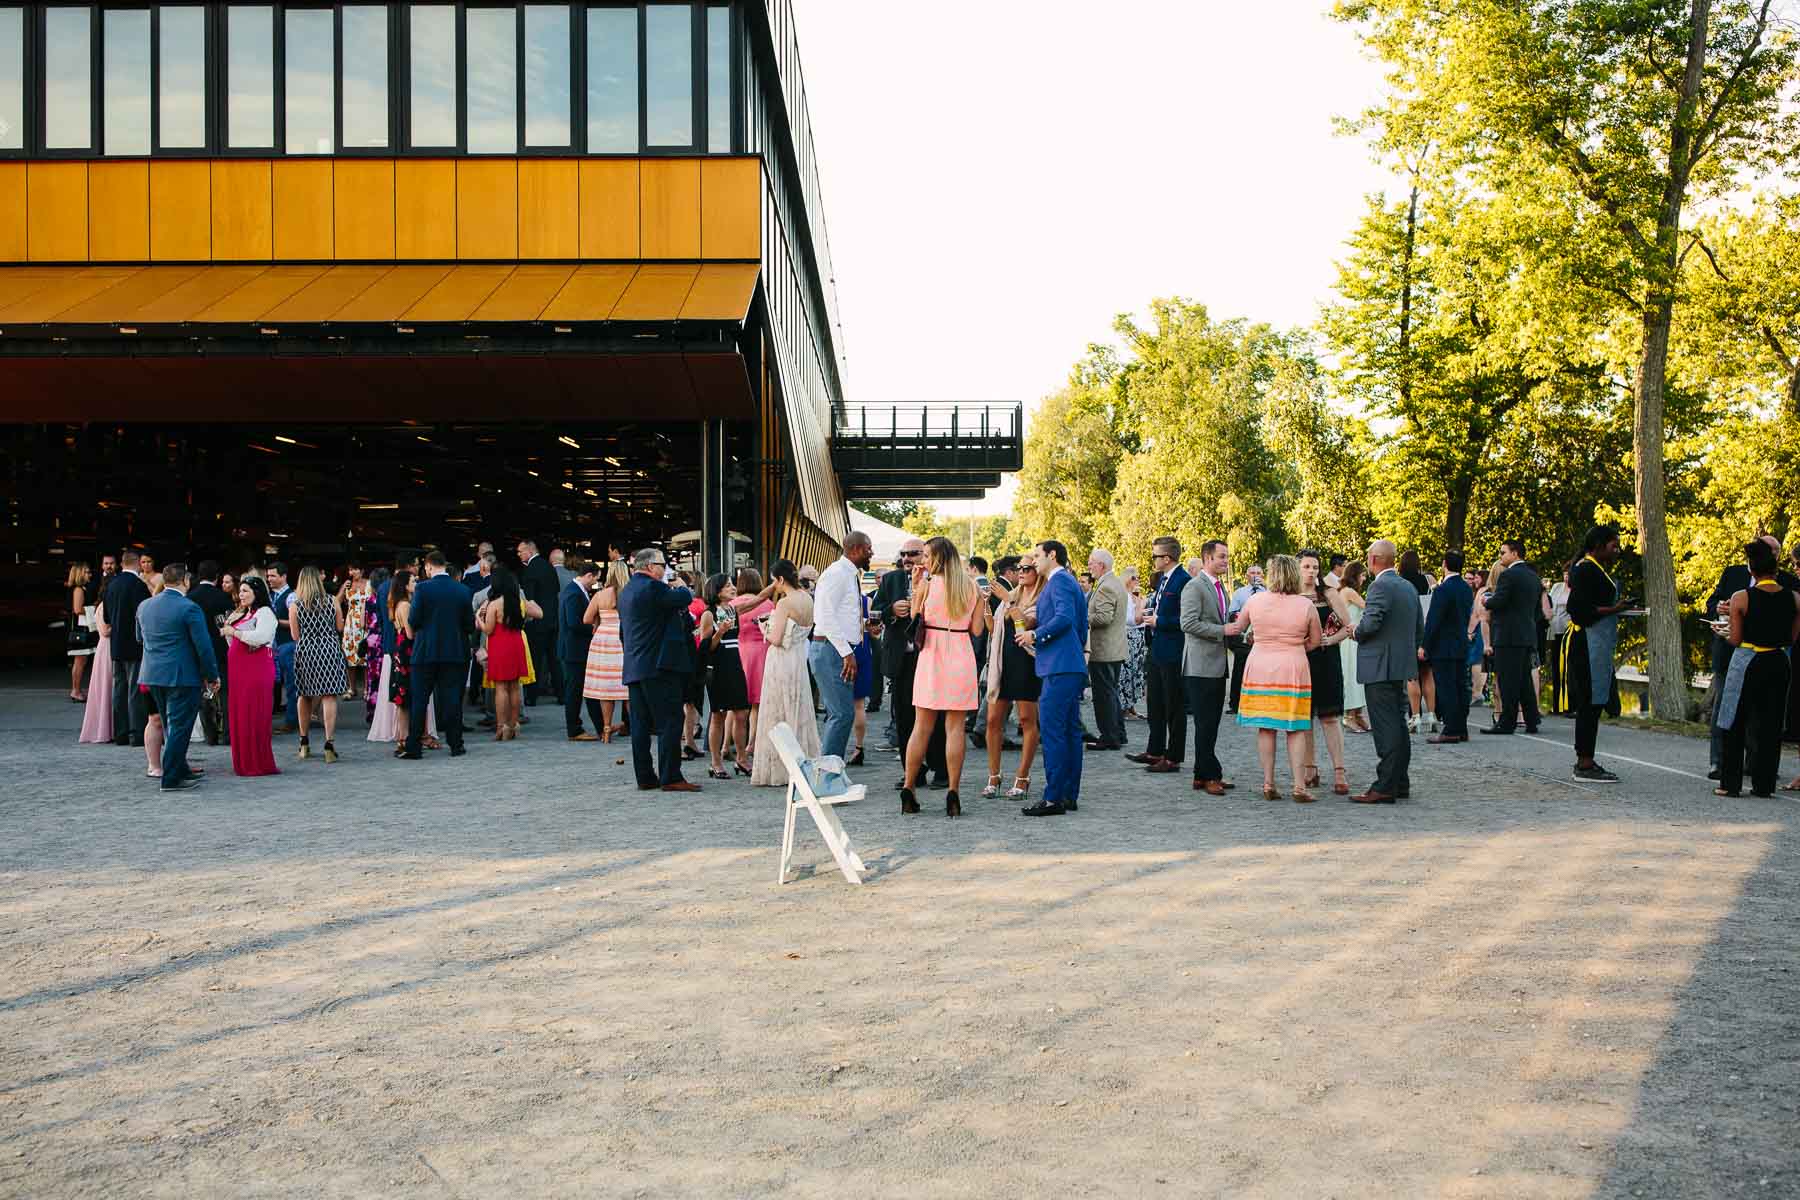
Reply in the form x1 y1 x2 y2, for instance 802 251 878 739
1150 566 1190 664
520 555 562 633
618 572 695 684
1031 568 1089 678
409 572 476 664
557 579 594 662
871 568 917 679
136 589 219 688
101 570 151 662
1087 572 1129 663
1485 561 1543 648
1179 570 1231 678
1355 568 1424 684
1422 574 1473 661
1708 564 1800 617
188 581 232 666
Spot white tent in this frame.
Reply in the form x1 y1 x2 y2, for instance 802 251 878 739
847 507 914 568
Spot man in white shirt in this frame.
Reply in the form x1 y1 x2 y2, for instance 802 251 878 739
808 531 874 760
1227 564 1265 714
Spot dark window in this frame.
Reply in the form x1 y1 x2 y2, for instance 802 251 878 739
284 6 333 153
522 3 569 147
43 5 93 150
226 4 274 148
0 7 18 151
103 8 151 155
407 1 455 148
157 4 208 150
644 2 692 147
340 5 388 149
584 4 635 152
706 4 728 152
464 5 515 153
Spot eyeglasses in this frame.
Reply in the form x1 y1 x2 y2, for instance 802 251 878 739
1152 553 1172 561
898 550 922 559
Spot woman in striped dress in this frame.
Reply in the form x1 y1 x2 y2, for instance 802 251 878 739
581 560 630 740
1236 554 1322 802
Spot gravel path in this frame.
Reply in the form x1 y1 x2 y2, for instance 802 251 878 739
1 685 1796 1198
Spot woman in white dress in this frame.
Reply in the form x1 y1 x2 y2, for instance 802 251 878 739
1338 560 1369 733
750 561 820 787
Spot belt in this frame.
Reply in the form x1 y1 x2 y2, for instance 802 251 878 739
1742 642 1781 653
809 634 857 645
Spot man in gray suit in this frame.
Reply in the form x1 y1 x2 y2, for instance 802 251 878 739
1352 539 1424 804
1084 549 1129 751
1180 539 1241 795
136 563 221 793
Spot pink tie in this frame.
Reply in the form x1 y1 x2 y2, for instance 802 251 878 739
1216 581 1227 615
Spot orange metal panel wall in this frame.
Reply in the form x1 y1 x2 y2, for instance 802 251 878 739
0 157 758 265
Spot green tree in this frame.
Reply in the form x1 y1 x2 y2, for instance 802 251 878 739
1259 359 1377 554
1011 373 1127 554
850 499 921 527
1336 0 1800 718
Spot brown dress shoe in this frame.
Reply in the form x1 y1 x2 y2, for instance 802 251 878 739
1194 779 1227 796
661 780 703 793
1351 790 1397 804
1146 758 1179 773
568 732 601 742
1425 734 1463 744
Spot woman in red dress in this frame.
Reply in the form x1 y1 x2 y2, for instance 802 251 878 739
222 576 281 778
478 569 540 742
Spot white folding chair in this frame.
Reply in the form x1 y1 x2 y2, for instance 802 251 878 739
770 723 868 885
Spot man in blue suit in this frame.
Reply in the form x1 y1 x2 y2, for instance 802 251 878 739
403 551 476 759
1018 540 1089 816
1422 551 1474 743
558 560 606 741
618 547 700 792
135 563 220 792
1130 536 1189 772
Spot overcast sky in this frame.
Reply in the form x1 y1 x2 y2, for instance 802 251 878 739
791 0 1400 513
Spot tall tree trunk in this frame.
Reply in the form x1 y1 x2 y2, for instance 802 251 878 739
1397 182 1420 411
1444 489 1470 556
1637 0 1712 721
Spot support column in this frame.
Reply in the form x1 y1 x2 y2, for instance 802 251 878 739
700 418 729 577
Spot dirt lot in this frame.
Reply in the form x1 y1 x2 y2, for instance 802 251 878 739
2 684 1796 1198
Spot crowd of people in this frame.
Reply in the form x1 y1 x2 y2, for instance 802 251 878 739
60 522 1799 802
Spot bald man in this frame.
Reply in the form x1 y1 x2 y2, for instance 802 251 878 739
1351 539 1425 804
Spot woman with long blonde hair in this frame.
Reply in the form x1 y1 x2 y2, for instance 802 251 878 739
288 565 348 761
66 563 96 702
981 555 1043 799
900 537 991 818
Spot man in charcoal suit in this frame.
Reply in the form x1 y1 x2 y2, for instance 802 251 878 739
1351 539 1425 804
1180 539 1241 795
1482 540 1545 736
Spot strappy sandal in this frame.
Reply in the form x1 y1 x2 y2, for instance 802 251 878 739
707 767 731 780
1304 767 1321 788
1782 778 1800 792
1713 787 1741 798
1292 789 1317 804
1006 775 1032 799
1262 785 1280 801
1333 767 1349 796
981 774 1002 798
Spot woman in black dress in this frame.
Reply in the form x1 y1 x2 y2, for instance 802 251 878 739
1298 550 1353 796
1717 539 1800 797
1554 525 1628 783
699 573 752 780
981 555 1043 800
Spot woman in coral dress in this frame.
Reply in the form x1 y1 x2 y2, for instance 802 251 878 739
222 576 280 778
900 537 990 818
1236 554 1322 802
582 560 631 739
732 567 776 746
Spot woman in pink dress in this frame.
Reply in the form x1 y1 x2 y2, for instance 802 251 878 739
1236 555 1322 802
581 560 631 739
732 567 776 748
900 537 990 819
222 576 280 778
77 590 115 745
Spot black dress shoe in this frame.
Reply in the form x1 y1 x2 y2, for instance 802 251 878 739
160 777 202 792
1525 726 1540 734
396 750 423 760
1125 752 1155 764
1021 799 1066 816
1479 725 1514 735
1064 798 1078 811
1706 768 1721 780
113 736 131 746
449 745 467 757
925 773 949 790
969 732 987 749
1001 738 1021 750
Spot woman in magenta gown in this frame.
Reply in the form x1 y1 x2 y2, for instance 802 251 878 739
223 576 281 778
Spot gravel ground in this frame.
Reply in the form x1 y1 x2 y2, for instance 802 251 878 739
1 682 1796 1198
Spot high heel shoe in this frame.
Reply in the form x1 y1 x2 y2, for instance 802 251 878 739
708 767 731 780
848 748 865 767
1292 789 1317 803
297 737 311 760
1304 766 1321 788
981 774 1002 799
1332 767 1348 796
1262 785 1280 801
1006 775 1031 799
323 741 338 764
946 789 961 818
900 787 920 814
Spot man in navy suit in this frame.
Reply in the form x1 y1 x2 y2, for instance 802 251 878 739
403 551 476 759
558 560 605 741
1423 551 1474 743
1017 540 1090 816
1130 536 1189 772
618 547 700 792
135 563 221 792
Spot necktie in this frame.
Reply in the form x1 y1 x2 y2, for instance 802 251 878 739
1216 580 1227 615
